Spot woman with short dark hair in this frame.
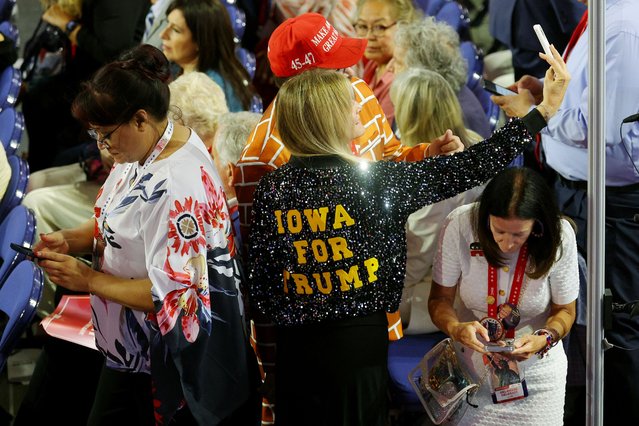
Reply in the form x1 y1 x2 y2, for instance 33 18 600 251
35 44 252 425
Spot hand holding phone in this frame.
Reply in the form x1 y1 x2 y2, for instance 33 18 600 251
482 79 517 97
533 24 553 57
10 242 41 260
485 343 515 353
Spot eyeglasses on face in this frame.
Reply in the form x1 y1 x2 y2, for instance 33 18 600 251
87 122 123 149
353 22 397 37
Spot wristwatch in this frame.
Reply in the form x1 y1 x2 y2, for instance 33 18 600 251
65 20 79 36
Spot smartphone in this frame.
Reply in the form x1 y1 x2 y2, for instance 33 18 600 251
482 79 516 96
10 242 41 259
485 344 515 353
533 24 553 57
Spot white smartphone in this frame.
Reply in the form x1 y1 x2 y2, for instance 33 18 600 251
485 343 515 353
533 24 553 57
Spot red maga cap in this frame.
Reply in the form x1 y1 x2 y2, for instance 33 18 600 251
268 13 367 77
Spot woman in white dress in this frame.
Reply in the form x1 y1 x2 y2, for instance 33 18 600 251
430 166 579 425
34 45 254 425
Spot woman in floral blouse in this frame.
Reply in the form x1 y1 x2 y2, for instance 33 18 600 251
35 45 254 425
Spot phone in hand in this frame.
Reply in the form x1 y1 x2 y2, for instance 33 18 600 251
482 79 516 96
485 343 515 353
533 24 553 57
10 242 41 260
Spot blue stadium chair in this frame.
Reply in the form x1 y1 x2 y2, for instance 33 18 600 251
0 0 15 22
0 205 36 287
236 47 256 79
0 107 23 156
0 261 43 372
414 0 445 16
460 40 482 87
0 20 18 44
0 66 20 110
460 41 500 132
388 332 448 412
224 3 246 42
434 1 470 36
0 155 29 220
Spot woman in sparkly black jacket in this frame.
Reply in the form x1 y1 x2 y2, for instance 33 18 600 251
248 47 569 426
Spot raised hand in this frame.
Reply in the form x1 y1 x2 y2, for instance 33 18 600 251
428 129 465 157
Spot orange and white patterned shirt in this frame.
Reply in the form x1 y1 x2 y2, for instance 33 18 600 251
233 76 428 241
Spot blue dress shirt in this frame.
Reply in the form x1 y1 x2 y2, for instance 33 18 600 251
542 0 639 186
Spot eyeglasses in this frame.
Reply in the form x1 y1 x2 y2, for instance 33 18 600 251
353 22 397 37
87 122 123 149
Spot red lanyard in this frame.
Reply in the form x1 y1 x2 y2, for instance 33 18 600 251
487 244 528 338
564 10 588 62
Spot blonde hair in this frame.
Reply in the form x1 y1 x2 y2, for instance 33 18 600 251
391 68 475 147
355 0 422 25
41 0 82 18
276 69 358 162
169 72 229 142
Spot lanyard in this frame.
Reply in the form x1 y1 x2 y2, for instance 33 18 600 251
487 244 528 338
96 120 174 226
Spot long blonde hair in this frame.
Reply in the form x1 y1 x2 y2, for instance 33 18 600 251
276 69 359 163
391 68 476 147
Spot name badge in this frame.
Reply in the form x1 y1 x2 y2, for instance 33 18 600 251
483 353 529 404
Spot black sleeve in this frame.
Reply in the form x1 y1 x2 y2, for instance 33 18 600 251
378 117 537 220
521 108 547 136
76 0 148 64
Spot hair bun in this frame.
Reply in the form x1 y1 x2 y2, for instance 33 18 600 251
117 44 172 84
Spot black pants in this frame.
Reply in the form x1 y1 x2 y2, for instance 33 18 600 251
554 177 639 424
276 312 389 426
12 337 104 426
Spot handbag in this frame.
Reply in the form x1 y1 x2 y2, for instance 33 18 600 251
409 338 479 424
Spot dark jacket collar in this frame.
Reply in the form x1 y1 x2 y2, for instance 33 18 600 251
288 155 350 169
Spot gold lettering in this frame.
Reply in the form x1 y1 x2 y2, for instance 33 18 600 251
303 207 328 232
312 272 333 294
333 204 355 229
364 257 379 282
283 269 290 294
287 210 302 233
275 210 285 234
292 273 313 294
328 237 353 261
311 239 329 262
293 240 309 264
336 265 363 291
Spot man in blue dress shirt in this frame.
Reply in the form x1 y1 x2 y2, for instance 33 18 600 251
492 0 639 423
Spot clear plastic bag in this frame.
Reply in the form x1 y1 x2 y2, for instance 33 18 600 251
409 338 479 425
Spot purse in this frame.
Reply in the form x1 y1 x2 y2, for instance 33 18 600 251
409 338 479 424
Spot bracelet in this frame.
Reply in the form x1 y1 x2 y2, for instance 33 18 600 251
533 329 553 358
536 104 552 122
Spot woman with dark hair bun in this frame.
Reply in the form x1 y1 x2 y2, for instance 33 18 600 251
160 0 256 112
33 44 254 425
429 167 579 424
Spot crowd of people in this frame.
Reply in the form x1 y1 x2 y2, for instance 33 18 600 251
2 0 638 425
